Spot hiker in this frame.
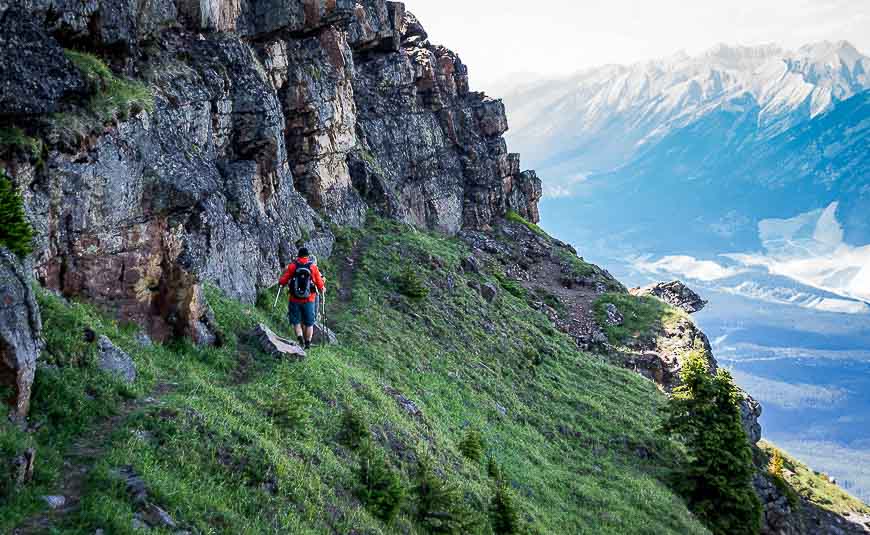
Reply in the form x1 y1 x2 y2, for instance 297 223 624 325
278 247 326 349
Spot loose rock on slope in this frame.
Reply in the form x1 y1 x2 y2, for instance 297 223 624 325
96 336 137 385
245 323 306 360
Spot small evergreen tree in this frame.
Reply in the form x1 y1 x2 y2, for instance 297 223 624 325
357 444 405 522
458 428 484 463
0 172 34 258
265 375 310 433
397 266 429 300
414 452 482 533
340 407 368 450
489 480 520 534
662 347 762 535
487 456 504 482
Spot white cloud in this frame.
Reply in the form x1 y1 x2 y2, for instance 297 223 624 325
718 281 870 314
541 174 588 199
630 203 870 315
633 255 744 281
725 202 870 304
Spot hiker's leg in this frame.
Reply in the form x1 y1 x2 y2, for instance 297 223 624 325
288 302 304 343
302 301 316 347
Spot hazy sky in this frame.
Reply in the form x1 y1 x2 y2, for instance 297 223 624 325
409 0 870 93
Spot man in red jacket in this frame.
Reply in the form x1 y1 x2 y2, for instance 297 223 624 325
278 247 326 349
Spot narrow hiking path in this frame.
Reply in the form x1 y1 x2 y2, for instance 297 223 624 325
13 382 176 534
337 236 371 305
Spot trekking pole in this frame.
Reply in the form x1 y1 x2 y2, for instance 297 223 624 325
273 285 283 309
320 291 329 330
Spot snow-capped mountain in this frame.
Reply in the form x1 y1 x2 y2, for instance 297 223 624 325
503 41 870 176
517 40 870 314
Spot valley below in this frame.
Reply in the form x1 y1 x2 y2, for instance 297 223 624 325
539 202 870 504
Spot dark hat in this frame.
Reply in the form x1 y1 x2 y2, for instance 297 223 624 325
297 247 310 258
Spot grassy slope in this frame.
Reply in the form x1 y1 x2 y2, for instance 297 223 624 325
1 217 708 534
592 292 687 347
759 441 870 518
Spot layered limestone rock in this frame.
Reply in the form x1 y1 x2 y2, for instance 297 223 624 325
1 1 539 340
0 249 42 418
348 7 541 232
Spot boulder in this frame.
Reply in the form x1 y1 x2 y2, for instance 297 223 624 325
10 447 36 488
631 280 708 313
479 282 499 302
245 323 306 360
312 324 337 345
43 495 67 509
135 333 153 347
0 248 42 418
142 503 177 528
184 285 219 347
460 255 481 274
97 336 137 384
604 303 624 326
383 385 422 418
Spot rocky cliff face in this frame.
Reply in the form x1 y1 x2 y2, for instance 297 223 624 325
0 249 42 419
1 0 540 340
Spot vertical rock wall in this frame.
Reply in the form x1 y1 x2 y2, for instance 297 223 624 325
1 0 541 339
0 249 42 418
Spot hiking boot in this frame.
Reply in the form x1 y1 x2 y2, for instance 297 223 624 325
304 340 312 350
297 335 304 346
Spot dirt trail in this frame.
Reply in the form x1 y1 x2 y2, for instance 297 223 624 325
14 383 175 534
337 236 371 304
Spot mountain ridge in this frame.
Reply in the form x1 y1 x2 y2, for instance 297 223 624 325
503 40 870 177
1 3 868 533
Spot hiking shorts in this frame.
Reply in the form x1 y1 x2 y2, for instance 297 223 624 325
288 300 316 327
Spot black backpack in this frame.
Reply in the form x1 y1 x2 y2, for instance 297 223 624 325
290 260 314 299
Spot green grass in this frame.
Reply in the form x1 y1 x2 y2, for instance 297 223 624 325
0 127 42 160
49 51 154 146
506 210 547 238
759 441 870 517
0 289 158 529
593 292 687 346
493 271 528 300
1 217 709 534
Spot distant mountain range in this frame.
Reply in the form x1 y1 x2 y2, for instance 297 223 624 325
502 41 870 310
504 41 869 178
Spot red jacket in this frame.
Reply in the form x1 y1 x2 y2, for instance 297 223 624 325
279 257 325 303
